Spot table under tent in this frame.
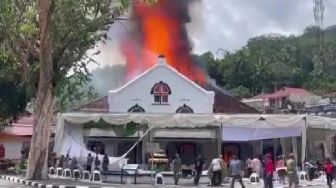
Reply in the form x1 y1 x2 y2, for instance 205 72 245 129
53 113 336 174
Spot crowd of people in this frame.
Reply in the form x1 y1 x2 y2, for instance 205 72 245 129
48 151 335 187
170 152 335 188
48 153 110 172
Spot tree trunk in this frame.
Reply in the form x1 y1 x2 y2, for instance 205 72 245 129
26 0 53 180
25 82 54 180
26 54 54 180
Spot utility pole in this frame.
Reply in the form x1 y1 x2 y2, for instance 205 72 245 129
313 0 325 73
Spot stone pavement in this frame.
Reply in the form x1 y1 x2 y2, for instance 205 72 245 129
0 178 29 188
0 174 330 188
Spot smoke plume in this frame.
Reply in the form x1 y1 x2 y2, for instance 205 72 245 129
120 0 206 85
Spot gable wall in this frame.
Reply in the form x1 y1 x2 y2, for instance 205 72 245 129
108 65 214 113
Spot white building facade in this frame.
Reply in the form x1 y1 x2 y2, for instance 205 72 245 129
59 56 259 170
108 56 214 114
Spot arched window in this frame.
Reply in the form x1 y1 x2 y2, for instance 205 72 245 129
150 81 171 104
128 104 145 113
176 104 194 113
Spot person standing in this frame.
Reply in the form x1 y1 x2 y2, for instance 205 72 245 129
70 156 78 171
276 156 286 184
210 155 223 186
64 154 71 169
19 150 26 169
220 155 228 182
263 153 274 188
252 155 262 177
102 154 109 172
246 157 253 177
230 155 245 188
86 153 93 171
94 156 101 170
58 155 65 168
171 153 182 185
286 153 299 188
325 157 334 188
51 152 57 168
193 154 205 185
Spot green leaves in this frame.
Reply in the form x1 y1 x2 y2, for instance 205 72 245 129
0 0 127 120
204 26 336 98
0 51 28 123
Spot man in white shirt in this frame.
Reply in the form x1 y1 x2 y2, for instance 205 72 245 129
251 156 262 177
210 155 223 186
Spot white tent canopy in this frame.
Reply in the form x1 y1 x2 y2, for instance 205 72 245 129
54 113 336 169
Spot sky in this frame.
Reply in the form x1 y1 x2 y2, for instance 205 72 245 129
88 0 336 70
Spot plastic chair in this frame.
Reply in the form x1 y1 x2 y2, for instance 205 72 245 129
90 170 101 182
62 168 71 178
298 171 309 181
56 167 63 176
316 171 327 182
48 167 56 175
72 169 81 180
82 171 90 181
249 172 260 183
155 172 165 185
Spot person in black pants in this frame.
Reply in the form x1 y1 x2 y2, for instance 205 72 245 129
263 153 274 188
193 154 205 185
325 158 334 188
209 156 223 186
86 153 93 171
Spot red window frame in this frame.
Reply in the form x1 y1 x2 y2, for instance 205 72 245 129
152 83 170 104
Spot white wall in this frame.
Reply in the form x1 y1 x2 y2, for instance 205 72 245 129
108 61 214 113
0 137 30 160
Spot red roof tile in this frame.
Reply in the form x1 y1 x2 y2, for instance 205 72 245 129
253 87 314 100
1 117 34 136
4 124 33 136
73 96 109 113
203 83 259 113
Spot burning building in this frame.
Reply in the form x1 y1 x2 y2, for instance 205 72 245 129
59 55 257 168
52 1 336 181
53 0 258 169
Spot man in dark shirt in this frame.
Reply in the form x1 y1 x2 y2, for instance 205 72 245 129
94 156 101 170
171 154 182 185
102 154 109 172
86 153 93 171
194 154 205 185
58 155 65 168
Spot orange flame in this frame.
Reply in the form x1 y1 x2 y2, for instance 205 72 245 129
121 0 206 85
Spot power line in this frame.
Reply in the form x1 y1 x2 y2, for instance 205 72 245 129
313 0 325 72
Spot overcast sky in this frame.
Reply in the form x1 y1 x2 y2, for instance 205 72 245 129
89 0 336 69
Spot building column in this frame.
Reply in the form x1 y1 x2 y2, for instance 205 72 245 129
141 126 150 165
217 126 222 157
280 138 287 156
273 138 279 158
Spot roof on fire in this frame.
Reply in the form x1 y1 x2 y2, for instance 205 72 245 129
74 60 259 114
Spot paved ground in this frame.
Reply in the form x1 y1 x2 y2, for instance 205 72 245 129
0 178 330 188
0 176 331 188
0 179 29 188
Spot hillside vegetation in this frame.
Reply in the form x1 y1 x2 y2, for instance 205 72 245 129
202 25 336 99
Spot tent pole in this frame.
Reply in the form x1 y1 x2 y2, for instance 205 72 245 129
301 117 307 171
219 123 223 157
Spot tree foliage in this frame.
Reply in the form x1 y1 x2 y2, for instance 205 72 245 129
0 52 29 131
203 25 336 98
0 0 126 179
